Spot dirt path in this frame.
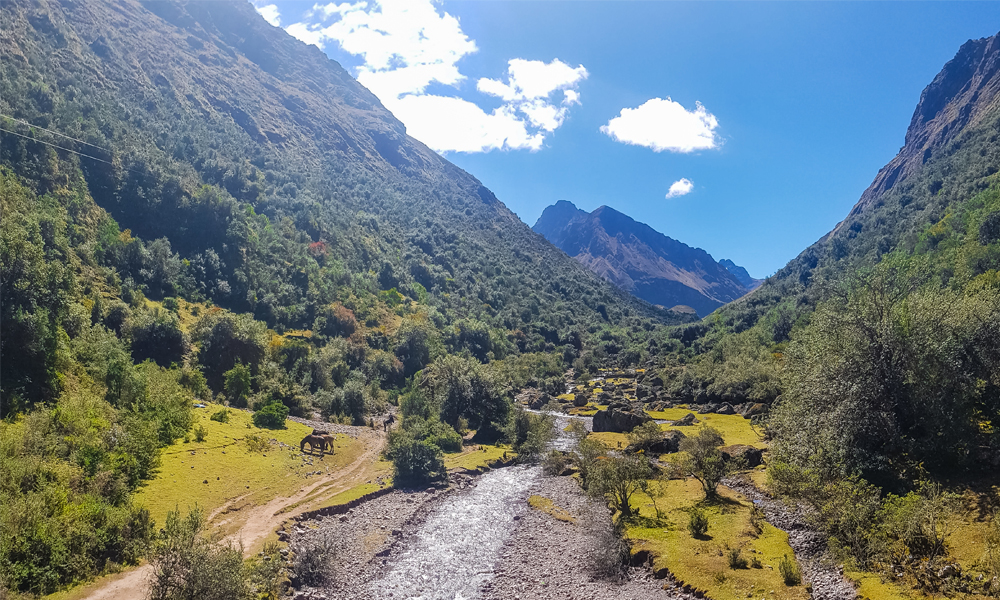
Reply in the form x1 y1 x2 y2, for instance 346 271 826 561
79 429 385 600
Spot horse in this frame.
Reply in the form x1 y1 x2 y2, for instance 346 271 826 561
383 414 396 432
300 434 327 454
320 434 335 454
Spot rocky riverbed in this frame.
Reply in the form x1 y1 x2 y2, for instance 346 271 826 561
482 474 698 600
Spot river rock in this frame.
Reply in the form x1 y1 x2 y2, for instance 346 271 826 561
593 407 652 433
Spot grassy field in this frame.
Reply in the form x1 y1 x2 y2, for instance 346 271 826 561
626 478 808 600
444 444 511 471
647 408 766 448
134 403 365 529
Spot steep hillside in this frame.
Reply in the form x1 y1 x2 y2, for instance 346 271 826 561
534 200 750 316
696 29 1000 343
0 0 685 344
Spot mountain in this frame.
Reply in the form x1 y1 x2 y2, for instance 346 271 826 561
718 259 762 291
0 0 690 368
668 29 1000 429
533 201 751 316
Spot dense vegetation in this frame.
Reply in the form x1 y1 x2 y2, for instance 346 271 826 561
0 0 687 594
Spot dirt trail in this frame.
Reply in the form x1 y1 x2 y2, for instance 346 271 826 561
79 428 384 600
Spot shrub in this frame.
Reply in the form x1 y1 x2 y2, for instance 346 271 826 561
252 402 288 429
628 421 663 451
245 433 270 453
388 434 445 487
542 450 571 476
194 424 208 442
727 547 748 569
148 507 252 600
688 507 709 538
779 554 802 585
291 531 336 587
751 556 763 569
583 505 630 581
210 408 230 423
505 406 554 460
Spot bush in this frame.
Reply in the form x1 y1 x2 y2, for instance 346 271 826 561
584 505 630 581
542 450 571 476
148 507 252 600
778 554 802 585
505 406 554 460
291 530 336 587
245 433 271 453
688 507 709 538
388 434 445 487
194 424 208 442
210 408 230 423
403 417 463 452
727 546 748 569
252 402 288 429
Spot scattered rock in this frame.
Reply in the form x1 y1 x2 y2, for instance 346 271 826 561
672 412 699 426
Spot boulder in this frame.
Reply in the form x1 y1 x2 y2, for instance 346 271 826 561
573 395 588 407
647 375 664 388
529 393 553 410
741 403 766 418
593 407 653 433
720 444 764 468
635 385 651 399
716 403 736 415
627 429 687 454
673 412 699 426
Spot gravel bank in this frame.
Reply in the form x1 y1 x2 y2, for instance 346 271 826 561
481 474 698 600
723 476 857 600
286 476 469 600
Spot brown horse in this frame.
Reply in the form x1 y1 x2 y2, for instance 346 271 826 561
300 434 327 454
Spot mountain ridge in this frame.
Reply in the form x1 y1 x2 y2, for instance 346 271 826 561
533 200 751 316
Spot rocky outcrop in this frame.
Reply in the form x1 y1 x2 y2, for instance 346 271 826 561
592 407 652 433
846 33 1000 222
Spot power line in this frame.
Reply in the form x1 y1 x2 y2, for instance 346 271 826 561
0 113 110 153
0 126 118 168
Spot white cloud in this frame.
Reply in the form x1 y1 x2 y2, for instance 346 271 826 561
284 1 586 153
253 2 281 27
601 97 721 153
665 178 694 199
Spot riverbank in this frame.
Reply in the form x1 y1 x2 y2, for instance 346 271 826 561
483 473 696 600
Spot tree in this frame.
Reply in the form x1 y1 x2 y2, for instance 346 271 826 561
192 311 267 391
126 306 187 366
387 434 445 486
224 362 252 408
587 455 652 519
677 427 732 498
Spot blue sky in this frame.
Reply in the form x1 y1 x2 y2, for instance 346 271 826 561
256 1 1000 278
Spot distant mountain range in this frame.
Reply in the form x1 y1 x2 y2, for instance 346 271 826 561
533 201 758 316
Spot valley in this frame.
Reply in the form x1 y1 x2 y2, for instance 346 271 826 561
3 1 1000 600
